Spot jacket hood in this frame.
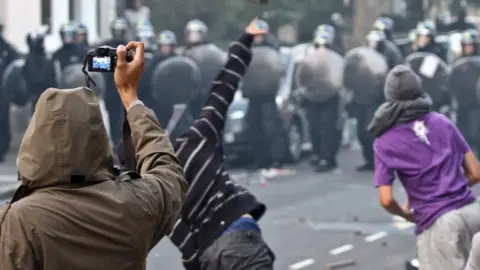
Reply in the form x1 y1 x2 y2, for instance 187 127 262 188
18 87 114 189
384 64 424 101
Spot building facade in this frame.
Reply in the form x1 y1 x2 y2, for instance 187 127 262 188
0 0 117 53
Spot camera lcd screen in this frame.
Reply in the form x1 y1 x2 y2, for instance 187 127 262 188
89 56 112 72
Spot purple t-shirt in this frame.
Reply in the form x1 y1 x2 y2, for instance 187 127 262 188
374 112 475 234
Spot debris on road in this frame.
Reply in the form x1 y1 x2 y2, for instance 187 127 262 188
325 259 356 269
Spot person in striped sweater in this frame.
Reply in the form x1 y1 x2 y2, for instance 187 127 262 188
168 18 274 270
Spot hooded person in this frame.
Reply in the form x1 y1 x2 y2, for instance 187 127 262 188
370 65 480 270
0 41 188 270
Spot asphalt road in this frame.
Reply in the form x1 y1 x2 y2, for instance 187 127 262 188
0 149 422 270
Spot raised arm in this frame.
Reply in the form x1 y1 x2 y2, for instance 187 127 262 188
182 18 268 141
183 34 253 140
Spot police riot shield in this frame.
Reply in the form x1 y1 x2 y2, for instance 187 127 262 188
184 44 226 95
1 59 29 106
293 46 344 103
59 64 105 98
242 46 284 98
384 40 404 67
151 55 202 105
450 56 480 108
343 47 388 105
405 52 449 106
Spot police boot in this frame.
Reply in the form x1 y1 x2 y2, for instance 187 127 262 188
314 159 337 173
356 162 374 172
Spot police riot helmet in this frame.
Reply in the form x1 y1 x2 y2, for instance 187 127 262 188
185 19 208 44
461 29 479 44
315 24 335 38
59 22 77 44
416 21 436 49
416 21 437 37
373 17 394 40
26 30 45 52
110 17 129 39
313 29 334 46
366 30 386 49
74 21 88 44
157 30 177 45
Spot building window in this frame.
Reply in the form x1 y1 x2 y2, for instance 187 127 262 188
41 0 52 32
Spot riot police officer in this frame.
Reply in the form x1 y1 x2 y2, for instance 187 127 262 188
183 19 226 117
450 29 480 153
373 17 395 42
139 30 178 108
52 22 89 76
300 30 343 172
315 24 343 55
413 21 448 62
184 19 209 48
0 18 20 162
460 29 479 57
101 17 129 147
74 21 89 49
22 30 56 113
366 30 402 70
244 20 287 170
103 17 129 48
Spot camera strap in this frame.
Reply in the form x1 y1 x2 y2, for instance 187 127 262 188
82 53 97 88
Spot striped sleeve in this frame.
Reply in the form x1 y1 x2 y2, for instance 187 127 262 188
182 34 253 141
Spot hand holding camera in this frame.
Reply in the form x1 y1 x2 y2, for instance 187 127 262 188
114 41 145 110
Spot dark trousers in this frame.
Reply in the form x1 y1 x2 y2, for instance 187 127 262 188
304 95 341 164
349 102 377 165
0 97 10 159
457 107 480 154
246 98 286 168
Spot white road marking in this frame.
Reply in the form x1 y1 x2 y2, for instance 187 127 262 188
394 222 415 230
364 231 387 242
329 244 354 256
288 258 315 270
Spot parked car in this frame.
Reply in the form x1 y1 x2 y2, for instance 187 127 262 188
223 46 311 163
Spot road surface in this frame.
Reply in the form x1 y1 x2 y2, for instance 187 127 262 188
0 149 428 270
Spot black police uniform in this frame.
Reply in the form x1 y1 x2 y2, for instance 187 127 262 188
244 41 287 169
0 37 19 161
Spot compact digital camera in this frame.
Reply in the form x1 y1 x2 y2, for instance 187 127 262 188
86 46 133 73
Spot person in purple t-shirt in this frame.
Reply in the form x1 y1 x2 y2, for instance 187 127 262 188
369 65 480 270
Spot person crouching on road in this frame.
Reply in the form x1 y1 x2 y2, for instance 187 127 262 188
370 65 480 270
165 18 275 270
0 41 188 270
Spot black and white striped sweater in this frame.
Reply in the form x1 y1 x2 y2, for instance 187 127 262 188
169 33 266 270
